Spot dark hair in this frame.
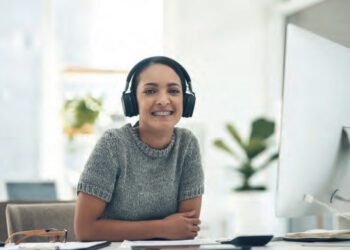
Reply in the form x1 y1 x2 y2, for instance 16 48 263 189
129 56 187 97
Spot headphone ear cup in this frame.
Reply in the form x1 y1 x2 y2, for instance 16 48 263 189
183 93 196 117
121 92 138 117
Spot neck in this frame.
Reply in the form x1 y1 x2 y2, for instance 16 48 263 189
137 124 173 149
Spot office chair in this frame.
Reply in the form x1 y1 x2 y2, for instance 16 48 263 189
5 203 76 242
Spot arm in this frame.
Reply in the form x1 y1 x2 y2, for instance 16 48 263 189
178 196 202 218
176 134 204 221
175 196 202 238
74 192 200 241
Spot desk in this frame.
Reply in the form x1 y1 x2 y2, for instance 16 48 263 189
102 241 350 250
1 241 349 250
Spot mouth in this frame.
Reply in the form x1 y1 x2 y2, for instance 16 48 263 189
151 111 174 117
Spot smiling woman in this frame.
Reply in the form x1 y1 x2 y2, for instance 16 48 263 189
74 56 204 241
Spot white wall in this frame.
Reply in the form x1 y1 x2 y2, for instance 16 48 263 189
0 0 44 199
39 0 165 199
163 0 285 236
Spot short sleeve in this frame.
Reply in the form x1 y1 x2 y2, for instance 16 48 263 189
77 130 119 202
178 135 204 201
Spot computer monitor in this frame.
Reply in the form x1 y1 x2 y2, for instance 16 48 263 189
6 181 57 201
276 24 350 218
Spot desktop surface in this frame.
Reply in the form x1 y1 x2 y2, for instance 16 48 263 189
102 241 350 250
2 240 350 250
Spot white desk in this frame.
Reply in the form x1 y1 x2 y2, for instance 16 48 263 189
2 241 349 250
267 241 350 249
103 241 350 250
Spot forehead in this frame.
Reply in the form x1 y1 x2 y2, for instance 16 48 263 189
138 64 181 84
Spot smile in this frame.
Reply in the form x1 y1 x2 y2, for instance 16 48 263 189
151 111 174 116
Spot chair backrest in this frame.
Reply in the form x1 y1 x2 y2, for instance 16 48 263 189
6 202 76 242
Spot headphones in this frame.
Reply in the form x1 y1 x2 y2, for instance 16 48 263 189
121 56 196 117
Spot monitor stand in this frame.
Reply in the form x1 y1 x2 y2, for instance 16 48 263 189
343 126 350 141
331 127 350 229
329 127 350 204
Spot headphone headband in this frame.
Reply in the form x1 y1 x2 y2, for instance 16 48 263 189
124 56 193 94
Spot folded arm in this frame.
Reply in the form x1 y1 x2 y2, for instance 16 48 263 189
74 193 201 241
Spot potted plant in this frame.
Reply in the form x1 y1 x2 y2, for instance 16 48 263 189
62 95 104 196
213 117 283 235
213 117 279 191
63 95 103 139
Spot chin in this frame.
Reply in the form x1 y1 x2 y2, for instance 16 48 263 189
151 117 180 130
152 120 177 131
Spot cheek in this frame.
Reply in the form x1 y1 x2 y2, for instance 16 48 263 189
136 92 148 112
176 97 183 113
138 100 150 114
179 95 184 108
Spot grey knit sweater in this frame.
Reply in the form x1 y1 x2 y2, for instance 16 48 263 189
77 123 204 221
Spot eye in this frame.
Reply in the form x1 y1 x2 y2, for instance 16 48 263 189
144 89 157 95
169 89 180 95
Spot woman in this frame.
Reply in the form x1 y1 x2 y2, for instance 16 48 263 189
74 56 204 241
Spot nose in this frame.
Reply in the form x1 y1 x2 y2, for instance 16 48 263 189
156 91 170 106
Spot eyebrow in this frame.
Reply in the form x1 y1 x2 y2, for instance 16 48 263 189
168 82 181 87
143 82 181 87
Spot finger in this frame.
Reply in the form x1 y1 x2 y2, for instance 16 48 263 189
192 225 200 232
185 232 197 240
192 231 198 238
183 210 196 217
188 218 201 225
185 235 195 240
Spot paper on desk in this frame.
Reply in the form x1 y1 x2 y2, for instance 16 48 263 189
301 242 350 247
286 229 350 239
120 239 219 248
4 241 108 250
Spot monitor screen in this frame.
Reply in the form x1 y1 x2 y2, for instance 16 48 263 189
276 24 350 218
6 181 57 201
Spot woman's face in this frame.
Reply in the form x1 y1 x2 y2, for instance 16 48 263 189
136 63 183 132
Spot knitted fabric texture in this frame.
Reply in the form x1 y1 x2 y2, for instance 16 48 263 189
77 123 204 221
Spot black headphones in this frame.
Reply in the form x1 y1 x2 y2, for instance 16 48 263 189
121 56 196 117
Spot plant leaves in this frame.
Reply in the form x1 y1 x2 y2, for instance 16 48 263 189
74 99 99 128
250 118 275 141
63 95 103 129
256 152 279 172
245 138 266 160
213 117 278 192
226 123 245 150
213 139 240 160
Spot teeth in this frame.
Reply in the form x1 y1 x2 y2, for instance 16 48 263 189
152 111 172 116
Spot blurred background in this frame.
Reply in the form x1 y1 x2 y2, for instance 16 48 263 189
0 0 332 239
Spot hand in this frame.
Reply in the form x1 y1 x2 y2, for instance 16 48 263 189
161 210 201 240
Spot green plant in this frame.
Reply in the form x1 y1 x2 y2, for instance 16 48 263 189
63 95 103 139
213 117 279 191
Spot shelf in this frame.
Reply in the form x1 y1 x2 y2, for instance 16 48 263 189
62 66 128 75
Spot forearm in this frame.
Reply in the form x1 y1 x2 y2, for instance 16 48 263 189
177 197 202 218
76 218 165 241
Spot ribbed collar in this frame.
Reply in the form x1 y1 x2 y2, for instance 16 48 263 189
125 123 176 158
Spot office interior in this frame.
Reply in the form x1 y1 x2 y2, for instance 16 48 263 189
1 0 350 242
